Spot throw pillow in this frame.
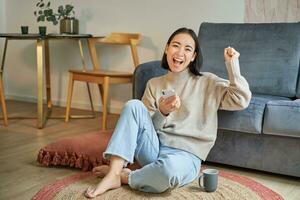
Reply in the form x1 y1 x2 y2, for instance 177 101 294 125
37 130 113 171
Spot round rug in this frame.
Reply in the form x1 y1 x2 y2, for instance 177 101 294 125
33 170 284 200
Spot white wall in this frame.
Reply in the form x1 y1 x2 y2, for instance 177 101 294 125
2 0 245 113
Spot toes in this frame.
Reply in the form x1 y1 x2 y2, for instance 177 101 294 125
85 187 96 198
122 168 131 173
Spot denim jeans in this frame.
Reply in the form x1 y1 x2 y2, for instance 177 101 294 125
103 100 201 193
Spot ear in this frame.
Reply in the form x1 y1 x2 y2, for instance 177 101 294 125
164 45 169 54
191 52 196 62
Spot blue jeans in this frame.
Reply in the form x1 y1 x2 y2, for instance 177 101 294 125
103 100 201 193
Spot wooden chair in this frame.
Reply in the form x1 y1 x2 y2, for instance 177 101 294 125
0 70 8 126
65 33 141 130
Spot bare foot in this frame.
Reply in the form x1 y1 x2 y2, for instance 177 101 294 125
93 165 131 182
85 168 132 198
93 165 110 178
85 173 121 198
120 168 131 184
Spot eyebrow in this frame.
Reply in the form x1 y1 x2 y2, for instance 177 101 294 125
171 41 194 50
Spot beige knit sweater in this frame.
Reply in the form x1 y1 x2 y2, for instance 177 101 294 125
141 58 252 160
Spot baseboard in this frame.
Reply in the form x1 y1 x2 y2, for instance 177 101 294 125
5 94 123 114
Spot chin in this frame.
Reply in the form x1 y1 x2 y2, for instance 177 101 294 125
170 67 186 73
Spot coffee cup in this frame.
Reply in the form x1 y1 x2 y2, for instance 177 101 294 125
198 168 219 192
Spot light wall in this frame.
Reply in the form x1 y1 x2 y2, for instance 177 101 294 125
0 0 5 32
0 0 6 64
2 0 245 113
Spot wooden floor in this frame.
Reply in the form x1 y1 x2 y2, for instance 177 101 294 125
0 100 299 200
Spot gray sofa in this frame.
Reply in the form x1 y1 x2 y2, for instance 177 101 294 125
133 22 300 177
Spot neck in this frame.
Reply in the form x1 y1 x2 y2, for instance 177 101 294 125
166 68 191 82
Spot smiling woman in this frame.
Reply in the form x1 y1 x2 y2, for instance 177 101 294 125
165 33 196 73
161 27 202 75
83 27 251 198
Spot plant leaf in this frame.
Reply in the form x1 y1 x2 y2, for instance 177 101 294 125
65 4 74 14
37 15 45 22
47 2 50 7
44 9 53 16
58 5 63 13
39 3 44 8
46 16 54 22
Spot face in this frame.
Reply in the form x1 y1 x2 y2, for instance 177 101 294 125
165 33 196 73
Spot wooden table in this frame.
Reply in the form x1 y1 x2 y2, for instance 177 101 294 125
0 33 92 128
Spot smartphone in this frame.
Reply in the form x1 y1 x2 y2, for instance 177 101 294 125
162 89 176 98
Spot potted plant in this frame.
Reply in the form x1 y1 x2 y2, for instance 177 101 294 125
57 4 79 34
34 0 79 35
34 0 58 35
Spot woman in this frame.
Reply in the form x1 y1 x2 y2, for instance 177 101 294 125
85 27 251 198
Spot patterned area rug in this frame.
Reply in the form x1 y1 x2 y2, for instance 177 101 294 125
32 170 284 200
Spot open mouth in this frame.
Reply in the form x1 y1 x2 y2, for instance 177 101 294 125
173 58 184 65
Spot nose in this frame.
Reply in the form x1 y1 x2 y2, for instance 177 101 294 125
176 47 185 56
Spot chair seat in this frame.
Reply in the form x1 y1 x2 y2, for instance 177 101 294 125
69 69 133 78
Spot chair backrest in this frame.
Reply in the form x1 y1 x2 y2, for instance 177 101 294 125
88 33 142 71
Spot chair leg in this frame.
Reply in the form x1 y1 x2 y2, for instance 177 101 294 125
0 74 8 126
98 84 104 105
101 77 109 130
65 72 74 122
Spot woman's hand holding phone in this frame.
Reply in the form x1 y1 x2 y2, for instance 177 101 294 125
159 89 181 116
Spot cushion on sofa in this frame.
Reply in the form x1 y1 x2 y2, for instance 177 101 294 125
37 131 113 171
263 99 300 138
218 94 290 134
198 22 300 97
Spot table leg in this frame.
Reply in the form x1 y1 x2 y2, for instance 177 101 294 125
0 38 8 125
44 39 52 111
1 38 8 72
78 39 95 116
0 71 8 126
36 39 45 128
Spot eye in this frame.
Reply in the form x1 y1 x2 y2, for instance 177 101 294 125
185 48 192 52
172 44 179 48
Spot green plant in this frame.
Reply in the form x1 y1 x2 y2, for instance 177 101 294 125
34 0 75 25
57 4 75 19
34 0 58 25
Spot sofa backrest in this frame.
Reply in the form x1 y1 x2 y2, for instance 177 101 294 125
297 73 300 98
133 60 167 99
198 22 300 97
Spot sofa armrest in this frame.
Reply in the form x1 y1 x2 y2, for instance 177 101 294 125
133 60 167 99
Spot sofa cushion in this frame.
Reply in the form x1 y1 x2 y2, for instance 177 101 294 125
263 99 300 138
133 60 166 100
198 22 300 97
218 94 289 134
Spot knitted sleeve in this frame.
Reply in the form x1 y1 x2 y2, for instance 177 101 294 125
217 58 252 110
141 81 166 130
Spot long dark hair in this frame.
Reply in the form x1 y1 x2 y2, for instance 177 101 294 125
161 27 203 76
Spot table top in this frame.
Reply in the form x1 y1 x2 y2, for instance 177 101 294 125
0 33 93 39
